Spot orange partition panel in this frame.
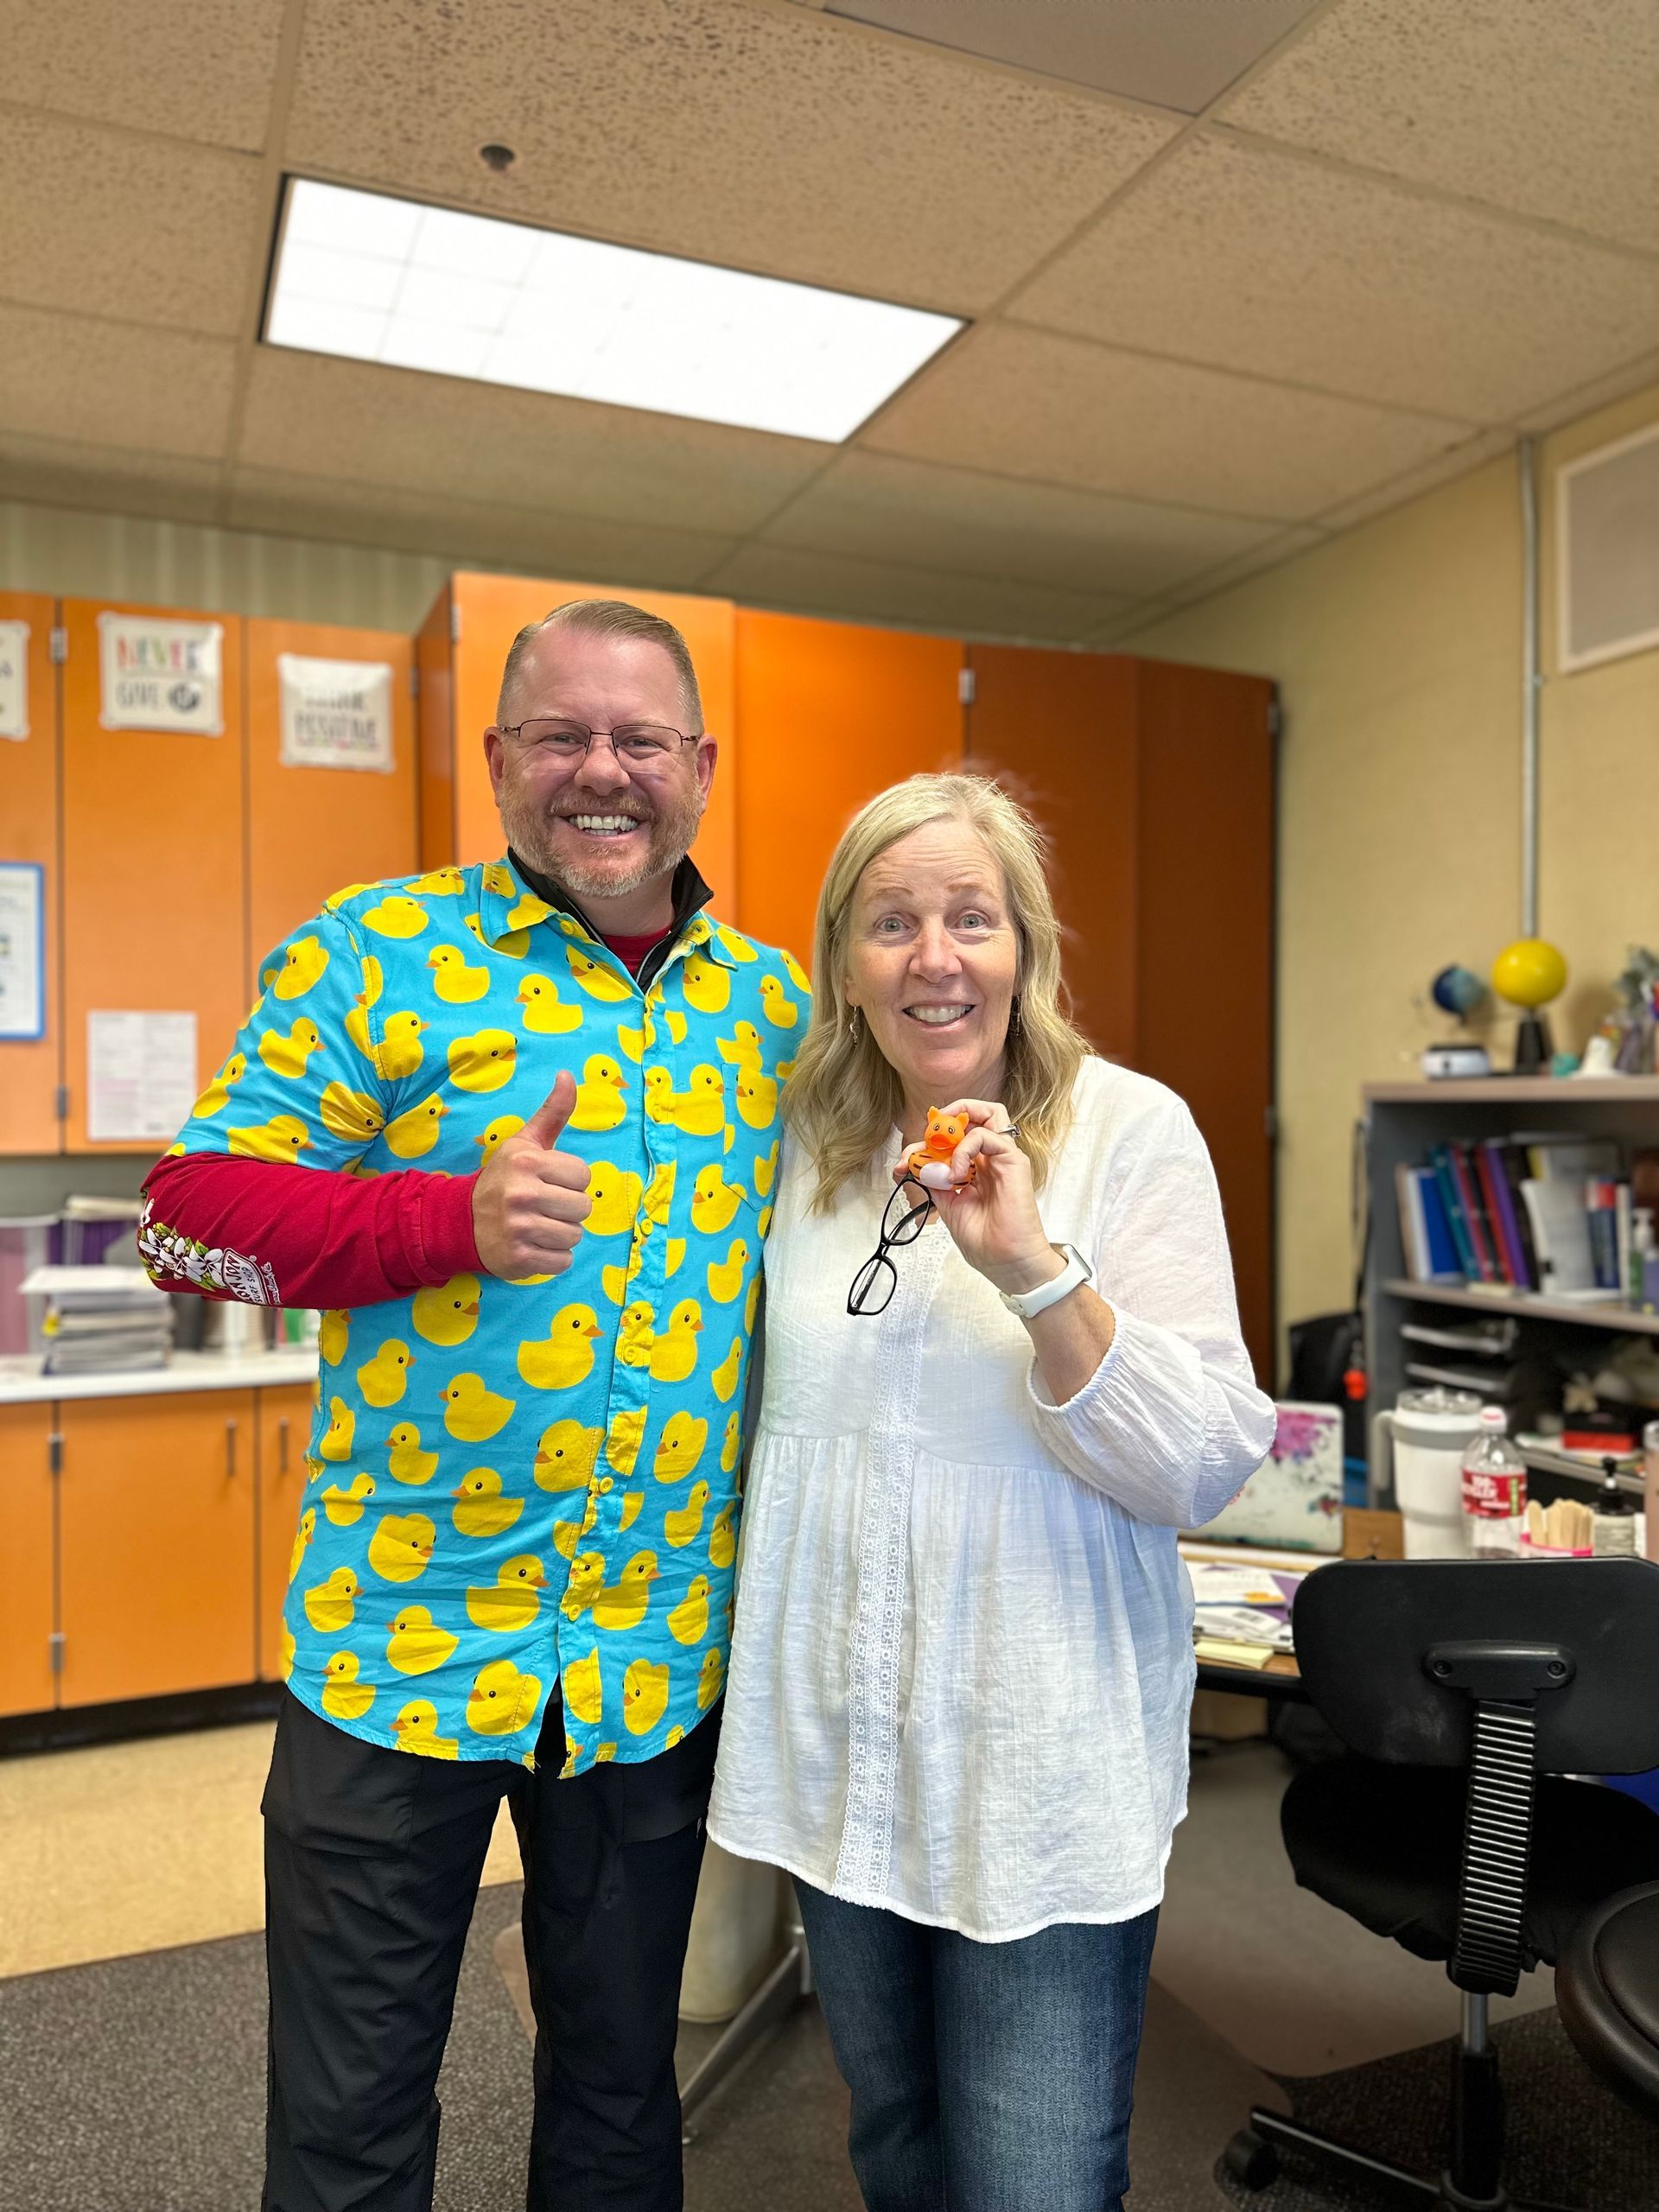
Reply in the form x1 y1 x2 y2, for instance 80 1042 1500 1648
965 645 1140 1058
416 585 456 872
57 1389 257 1705
0 1403 56 1716
246 619 417 974
441 573 738 916
257 1382 315 1681
1135 660 1276 1382
60 599 247 1152
734 611 963 963
0 593 60 1152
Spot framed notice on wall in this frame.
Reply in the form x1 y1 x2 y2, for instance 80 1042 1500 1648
98 613 224 734
277 654 396 772
0 862 45 1039
0 620 28 739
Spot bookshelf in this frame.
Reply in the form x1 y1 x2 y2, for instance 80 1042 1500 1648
1363 1078 1659 1507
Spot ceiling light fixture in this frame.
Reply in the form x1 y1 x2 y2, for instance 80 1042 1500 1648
264 177 965 443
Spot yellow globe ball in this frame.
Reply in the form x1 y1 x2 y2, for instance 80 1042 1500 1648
1491 938 1567 1009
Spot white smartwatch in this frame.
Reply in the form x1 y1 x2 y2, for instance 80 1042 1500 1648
998 1243 1093 1320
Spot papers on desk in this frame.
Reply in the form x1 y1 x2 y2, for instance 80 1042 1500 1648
1186 1560 1293 1608
1192 1640 1280 1672
1192 1605 1294 1651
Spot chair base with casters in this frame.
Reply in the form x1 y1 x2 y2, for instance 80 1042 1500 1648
1217 1558 1659 2211
1556 1880 1659 2130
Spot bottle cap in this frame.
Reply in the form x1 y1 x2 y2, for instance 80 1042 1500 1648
1478 1404 1508 1429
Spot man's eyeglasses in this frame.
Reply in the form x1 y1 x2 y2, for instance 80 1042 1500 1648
499 720 701 766
848 1179 934 1317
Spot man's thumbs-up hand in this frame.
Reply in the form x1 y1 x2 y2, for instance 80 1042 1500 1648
471 1070 594 1281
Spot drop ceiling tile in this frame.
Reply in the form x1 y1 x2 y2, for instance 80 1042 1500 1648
1310 427 1518 533
703 540 1132 641
0 112 264 339
0 0 284 152
863 323 1470 520
284 0 1177 314
826 0 1320 117
1133 521 1328 611
236 349 829 537
1518 349 1659 437
1012 134 1659 424
0 431 224 524
0 303 237 459
760 451 1288 595
1223 0 1659 255
227 468 739 589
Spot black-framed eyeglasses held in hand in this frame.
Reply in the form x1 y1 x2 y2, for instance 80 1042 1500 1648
848 1177 934 1317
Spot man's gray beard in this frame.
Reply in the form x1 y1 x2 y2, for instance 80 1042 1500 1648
498 783 705 905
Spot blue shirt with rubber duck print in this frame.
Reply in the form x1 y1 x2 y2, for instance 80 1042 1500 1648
158 855 804 1772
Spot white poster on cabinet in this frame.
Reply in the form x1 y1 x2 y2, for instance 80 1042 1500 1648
0 620 28 739
97 613 223 734
0 863 44 1039
277 654 396 772
87 1010 198 1141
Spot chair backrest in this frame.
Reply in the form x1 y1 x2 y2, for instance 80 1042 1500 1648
1293 1557 1659 1777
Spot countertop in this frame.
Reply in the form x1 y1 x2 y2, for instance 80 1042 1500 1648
0 1349 319 1406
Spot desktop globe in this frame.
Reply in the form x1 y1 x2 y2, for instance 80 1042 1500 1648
1491 938 1567 1073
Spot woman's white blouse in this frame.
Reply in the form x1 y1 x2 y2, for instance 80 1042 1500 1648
707 1057 1276 1944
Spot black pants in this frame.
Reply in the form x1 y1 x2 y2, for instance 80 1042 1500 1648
261 1692 719 2212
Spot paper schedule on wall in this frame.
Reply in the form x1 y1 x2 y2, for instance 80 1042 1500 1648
277 654 395 772
0 863 44 1039
87 1011 197 1141
0 620 28 739
97 613 223 734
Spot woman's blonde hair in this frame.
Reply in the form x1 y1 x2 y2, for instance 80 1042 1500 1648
784 772 1090 1211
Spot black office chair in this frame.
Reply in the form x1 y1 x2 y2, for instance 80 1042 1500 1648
1224 1557 1659 2210
1556 1880 1659 2127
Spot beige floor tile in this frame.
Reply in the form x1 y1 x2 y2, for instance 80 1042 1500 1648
0 1724 522 1979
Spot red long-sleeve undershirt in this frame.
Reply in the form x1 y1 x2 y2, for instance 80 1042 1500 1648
139 922 671 1312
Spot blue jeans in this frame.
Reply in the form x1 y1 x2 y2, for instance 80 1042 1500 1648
795 1880 1159 2212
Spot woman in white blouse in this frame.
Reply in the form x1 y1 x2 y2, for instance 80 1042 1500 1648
709 772 1274 2212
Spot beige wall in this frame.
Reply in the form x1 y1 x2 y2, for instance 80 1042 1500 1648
0 499 469 630
1122 378 1659 1363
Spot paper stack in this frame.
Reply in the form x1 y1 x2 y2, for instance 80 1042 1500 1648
21 1265 175 1376
1188 1558 1299 1667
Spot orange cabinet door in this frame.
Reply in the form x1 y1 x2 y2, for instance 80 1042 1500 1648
245 620 418 983
734 611 963 964
965 644 1141 1060
59 599 248 1153
257 1381 316 1681
0 1402 57 1716
436 573 739 917
56 1389 257 1705
0 592 61 1153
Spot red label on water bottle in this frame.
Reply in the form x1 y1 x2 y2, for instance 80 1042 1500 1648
1463 1467 1524 1518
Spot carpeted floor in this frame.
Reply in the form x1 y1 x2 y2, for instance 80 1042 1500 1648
1211 2005 1659 2212
0 1877 1281 2212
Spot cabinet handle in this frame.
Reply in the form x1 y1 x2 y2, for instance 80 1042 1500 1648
226 1418 238 1477
278 1417 289 1476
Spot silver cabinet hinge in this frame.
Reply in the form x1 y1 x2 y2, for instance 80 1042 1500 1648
958 666 976 706
48 1632 66 1674
49 626 67 664
54 1085 68 1122
48 1431 62 1474
1267 694 1282 741
449 599 461 645
1264 1104 1280 1141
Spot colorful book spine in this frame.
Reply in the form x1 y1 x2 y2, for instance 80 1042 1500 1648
1427 1144 1479 1283
1498 1143 1543 1285
1478 1140 1530 1288
1449 1143 1497 1283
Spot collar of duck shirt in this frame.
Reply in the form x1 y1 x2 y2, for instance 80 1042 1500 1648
475 849 725 994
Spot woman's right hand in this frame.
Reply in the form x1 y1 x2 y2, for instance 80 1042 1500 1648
471 1071 593 1279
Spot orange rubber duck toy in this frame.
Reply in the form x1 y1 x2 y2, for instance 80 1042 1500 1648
905 1107 976 1189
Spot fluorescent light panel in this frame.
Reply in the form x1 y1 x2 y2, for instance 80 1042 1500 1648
264 179 963 443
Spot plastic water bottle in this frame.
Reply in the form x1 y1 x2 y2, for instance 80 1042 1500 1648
1460 1406 1528 1557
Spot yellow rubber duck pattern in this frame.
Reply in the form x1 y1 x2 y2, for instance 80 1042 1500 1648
156 856 800 1772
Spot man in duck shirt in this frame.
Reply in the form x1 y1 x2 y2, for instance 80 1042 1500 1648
141 600 801 2212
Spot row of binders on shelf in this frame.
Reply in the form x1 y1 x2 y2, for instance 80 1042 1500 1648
1396 1135 1659 1306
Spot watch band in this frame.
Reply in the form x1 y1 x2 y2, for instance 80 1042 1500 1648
999 1243 1093 1320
